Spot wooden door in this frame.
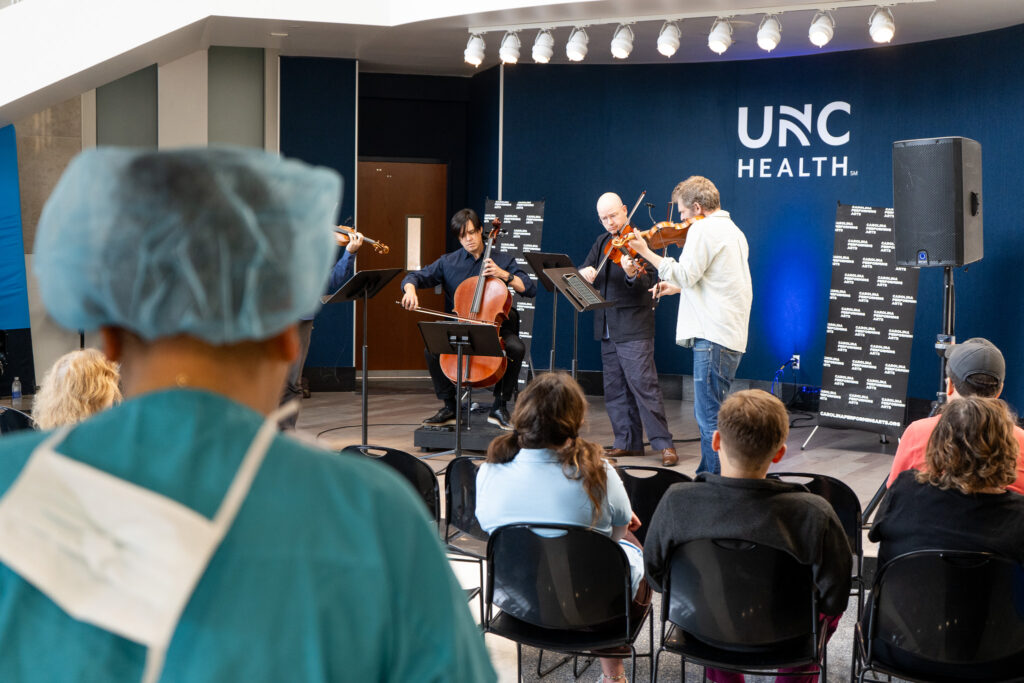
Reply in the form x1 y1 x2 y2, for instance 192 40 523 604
356 161 447 370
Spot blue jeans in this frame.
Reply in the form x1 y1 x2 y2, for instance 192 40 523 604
693 339 743 474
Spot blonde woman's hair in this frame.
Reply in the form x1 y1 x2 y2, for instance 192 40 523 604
920 396 1019 494
32 349 122 430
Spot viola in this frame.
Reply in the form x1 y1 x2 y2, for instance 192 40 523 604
438 218 511 388
613 214 705 251
335 225 390 254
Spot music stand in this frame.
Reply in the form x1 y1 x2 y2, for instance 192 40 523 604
524 252 575 372
322 267 403 444
543 266 615 379
417 321 504 458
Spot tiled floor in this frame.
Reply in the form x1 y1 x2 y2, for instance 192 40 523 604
296 384 898 682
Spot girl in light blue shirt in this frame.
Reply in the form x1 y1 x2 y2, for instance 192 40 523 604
476 372 650 683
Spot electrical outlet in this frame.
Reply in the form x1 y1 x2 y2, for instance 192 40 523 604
790 354 800 370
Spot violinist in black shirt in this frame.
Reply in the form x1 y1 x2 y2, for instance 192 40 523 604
579 192 677 467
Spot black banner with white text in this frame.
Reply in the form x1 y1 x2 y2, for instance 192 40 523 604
484 199 544 394
817 204 919 436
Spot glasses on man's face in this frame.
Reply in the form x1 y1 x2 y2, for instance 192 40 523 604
600 206 625 224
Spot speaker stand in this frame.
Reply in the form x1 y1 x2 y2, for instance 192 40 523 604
933 265 956 409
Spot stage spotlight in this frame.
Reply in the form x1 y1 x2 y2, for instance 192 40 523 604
464 34 485 67
532 29 554 63
499 32 521 64
708 19 732 55
610 24 634 59
869 6 895 43
657 21 681 57
757 15 782 52
566 27 589 62
808 11 835 47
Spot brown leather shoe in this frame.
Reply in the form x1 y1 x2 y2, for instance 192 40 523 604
661 447 679 467
605 448 644 459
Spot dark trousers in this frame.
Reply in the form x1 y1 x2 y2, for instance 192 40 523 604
278 318 314 430
426 310 524 406
600 337 673 451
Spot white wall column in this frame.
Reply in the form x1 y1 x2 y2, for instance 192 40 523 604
158 49 208 148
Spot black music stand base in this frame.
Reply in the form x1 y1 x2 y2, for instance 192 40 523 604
416 321 504 459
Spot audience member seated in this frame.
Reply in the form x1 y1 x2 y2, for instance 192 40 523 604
32 348 121 430
871 395 1024 568
887 337 1024 494
476 371 651 683
0 147 494 682
644 390 851 683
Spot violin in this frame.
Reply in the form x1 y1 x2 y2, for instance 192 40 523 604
335 225 390 254
613 214 705 251
438 217 511 388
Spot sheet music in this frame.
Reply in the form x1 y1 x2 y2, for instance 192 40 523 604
562 273 602 308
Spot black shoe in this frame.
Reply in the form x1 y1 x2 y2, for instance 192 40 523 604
423 406 456 426
487 406 513 431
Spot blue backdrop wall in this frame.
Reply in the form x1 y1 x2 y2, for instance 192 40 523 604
479 23 1024 411
0 125 29 332
280 57 357 368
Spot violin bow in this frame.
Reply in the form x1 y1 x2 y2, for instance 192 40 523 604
595 190 647 275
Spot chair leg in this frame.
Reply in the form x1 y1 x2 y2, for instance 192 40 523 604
536 649 571 678
477 560 485 625
573 656 595 678
652 647 661 683
629 646 637 683
516 642 522 683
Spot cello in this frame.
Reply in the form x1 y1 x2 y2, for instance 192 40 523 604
437 218 512 388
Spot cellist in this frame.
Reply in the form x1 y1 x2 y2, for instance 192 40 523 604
579 192 678 468
401 208 536 430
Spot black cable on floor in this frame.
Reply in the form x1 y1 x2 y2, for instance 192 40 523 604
315 423 421 439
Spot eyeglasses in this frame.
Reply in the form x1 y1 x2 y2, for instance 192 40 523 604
599 206 626 223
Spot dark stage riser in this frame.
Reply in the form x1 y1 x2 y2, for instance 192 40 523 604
413 409 507 452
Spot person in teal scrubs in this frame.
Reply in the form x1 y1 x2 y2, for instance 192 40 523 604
0 147 495 682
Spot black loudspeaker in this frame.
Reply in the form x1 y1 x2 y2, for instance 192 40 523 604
893 136 982 267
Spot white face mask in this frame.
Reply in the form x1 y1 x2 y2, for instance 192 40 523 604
0 401 297 683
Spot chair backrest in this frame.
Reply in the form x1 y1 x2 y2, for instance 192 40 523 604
339 444 440 525
615 466 692 545
866 550 1024 672
443 455 488 543
486 523 631 631
665 538 816 649
0 407 34 434
768 472 862 556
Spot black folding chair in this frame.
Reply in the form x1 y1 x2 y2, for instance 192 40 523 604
614 466 692 545
0 406 34 434
856 550 1024 683
653 538 827 682
768 473 864 607
442 455 488 621
484 523 653 682
339 444 440 528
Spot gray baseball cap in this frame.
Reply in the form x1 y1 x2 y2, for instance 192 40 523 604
945 337 1005 383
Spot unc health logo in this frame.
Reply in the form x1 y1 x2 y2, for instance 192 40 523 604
736 102 854 179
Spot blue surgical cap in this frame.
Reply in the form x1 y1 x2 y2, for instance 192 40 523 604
34 146 342 344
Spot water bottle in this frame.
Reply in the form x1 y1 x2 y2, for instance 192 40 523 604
11 376 22 409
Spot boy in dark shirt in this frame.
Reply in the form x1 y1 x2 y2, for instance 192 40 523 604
644 389 851 683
